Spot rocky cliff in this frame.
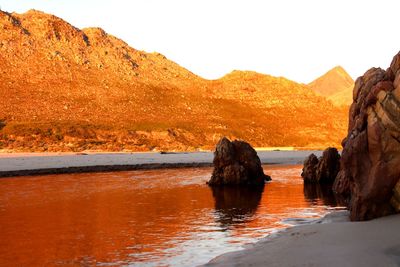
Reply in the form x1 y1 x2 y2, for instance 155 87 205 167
333 51 400 221
0 9 348 152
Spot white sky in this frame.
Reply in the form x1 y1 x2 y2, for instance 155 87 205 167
1 0 400 83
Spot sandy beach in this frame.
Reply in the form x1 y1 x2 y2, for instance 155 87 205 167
204 211 400 267
0 150 322 177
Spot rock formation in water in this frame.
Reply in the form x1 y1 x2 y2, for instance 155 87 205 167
301 147 340 183
207 137 271 186
301 154 319 182
333 51 400 221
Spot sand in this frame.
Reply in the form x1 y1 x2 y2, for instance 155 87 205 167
0 150 321 177
204 211 400 267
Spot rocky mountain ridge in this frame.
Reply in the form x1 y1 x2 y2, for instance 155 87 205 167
0 9 348 152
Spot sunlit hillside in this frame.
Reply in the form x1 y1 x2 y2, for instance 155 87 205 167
0 10 348 152
308 66 354 107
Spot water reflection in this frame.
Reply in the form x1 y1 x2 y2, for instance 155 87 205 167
211 186 264 226
303 183 347 206
0 165 345 267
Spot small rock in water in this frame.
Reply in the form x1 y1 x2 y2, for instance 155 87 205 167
207 137 271 186
301 147 340 184
301 154 319 183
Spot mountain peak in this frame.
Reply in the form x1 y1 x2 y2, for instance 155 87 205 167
222 70 263 78
23 9 45 15
331 65 346 72
16 9 60 21
308 66 354 106
326 65 353 81
219 70 281 82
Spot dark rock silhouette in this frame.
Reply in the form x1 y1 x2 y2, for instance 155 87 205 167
333 51 400 221
301 154 319 183
207 137 270 186
301 147 340 184
211 186 264 226
315 148 341 183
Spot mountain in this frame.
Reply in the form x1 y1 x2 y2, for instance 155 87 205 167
0 9 348 152
308 66 354 106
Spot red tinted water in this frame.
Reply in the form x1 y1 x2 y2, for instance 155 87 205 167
0 165 343 266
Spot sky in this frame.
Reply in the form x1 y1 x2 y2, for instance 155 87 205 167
1 0 400 83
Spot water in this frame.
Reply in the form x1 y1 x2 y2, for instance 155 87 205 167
0 165 344 266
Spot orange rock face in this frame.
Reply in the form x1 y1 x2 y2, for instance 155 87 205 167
333 51 400 221
0 9 348 152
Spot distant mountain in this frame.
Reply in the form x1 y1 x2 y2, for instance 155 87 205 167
308 66 354 106
0 9 348 151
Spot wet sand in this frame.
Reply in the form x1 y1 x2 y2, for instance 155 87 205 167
204 211 400 267
0 150 322 177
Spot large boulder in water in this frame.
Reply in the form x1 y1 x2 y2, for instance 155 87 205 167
207 137 270 186
301 147 340 184
333 51 400 221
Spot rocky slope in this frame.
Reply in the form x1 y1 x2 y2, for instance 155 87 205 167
333 51 400 221
0 9 348 152
308 66 354 106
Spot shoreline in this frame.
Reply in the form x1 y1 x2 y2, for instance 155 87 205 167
0 150 322 178
203 211 400 267
0 162 214 178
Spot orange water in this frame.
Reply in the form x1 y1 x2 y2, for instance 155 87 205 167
0 165 343 266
